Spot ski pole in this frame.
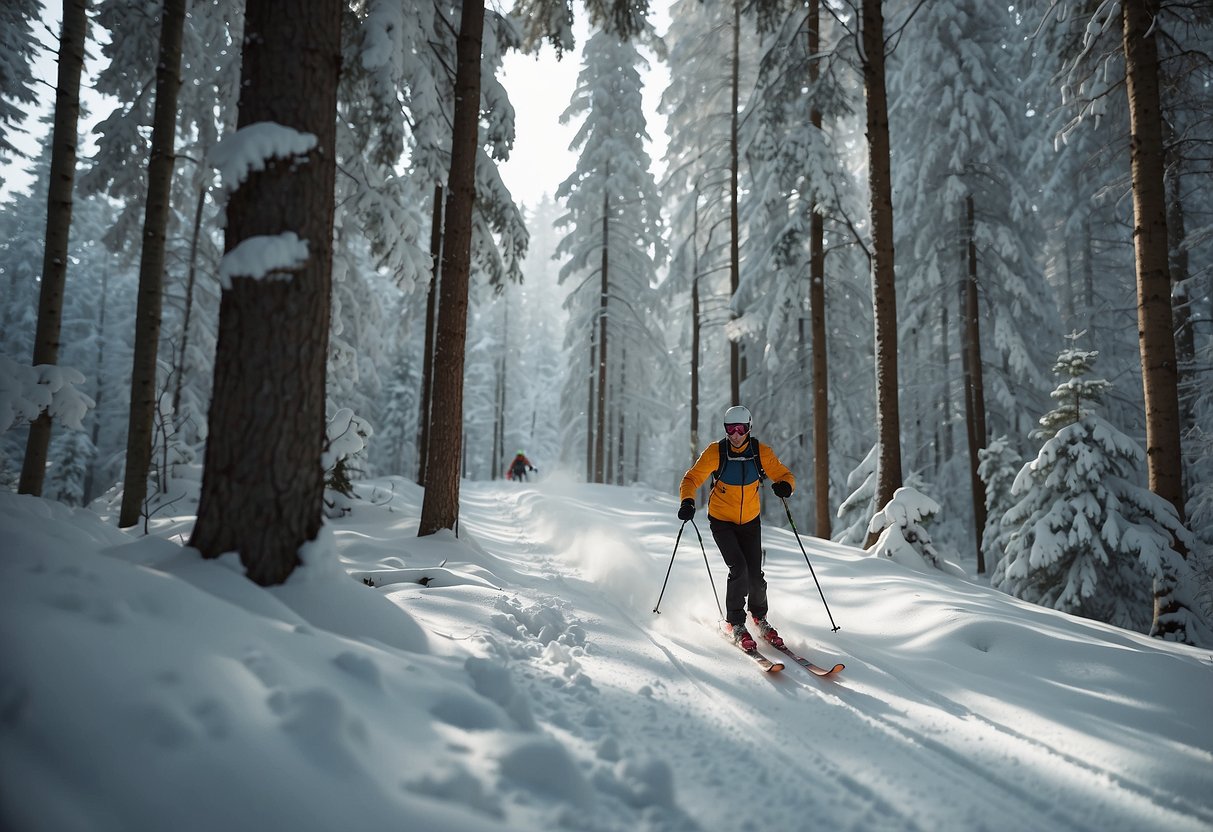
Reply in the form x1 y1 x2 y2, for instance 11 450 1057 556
780 496 841 632
652 521 687 614
690 518 724 619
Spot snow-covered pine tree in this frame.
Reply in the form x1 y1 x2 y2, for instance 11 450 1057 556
890 0 1059 562
993 346 1195 634
80 0 242 517
44 424 94 507
0 0 42 175
977 435 1021 576
659 0 750 445
868 485 967 577
0 132 51 362
734 0 869 531
556 25 668 484
161 0 241 459
18 0 88 497
834 443 879 547
507 195 568 474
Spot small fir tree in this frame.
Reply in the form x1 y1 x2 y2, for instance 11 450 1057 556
992 347 1193 632
834 443 878 546
977 435 1021 574
45 429 95 507
867 485 967 577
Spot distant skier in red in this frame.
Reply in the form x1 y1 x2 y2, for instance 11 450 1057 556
506 450 537 482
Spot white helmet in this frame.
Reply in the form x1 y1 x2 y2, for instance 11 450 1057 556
723 405 752 428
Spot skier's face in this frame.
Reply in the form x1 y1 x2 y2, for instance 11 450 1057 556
725 424 749 448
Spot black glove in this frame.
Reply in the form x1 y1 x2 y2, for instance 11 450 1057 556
772 480 792 498
677 499 695 521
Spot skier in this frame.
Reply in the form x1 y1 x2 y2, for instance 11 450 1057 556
677 405 795 651
507 450 537 482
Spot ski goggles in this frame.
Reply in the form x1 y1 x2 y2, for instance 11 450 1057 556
724 423 750 437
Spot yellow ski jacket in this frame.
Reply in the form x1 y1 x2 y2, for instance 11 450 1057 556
680 438 795 525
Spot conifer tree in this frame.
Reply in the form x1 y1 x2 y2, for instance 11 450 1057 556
858 0 902 543
556 26 667 484
118 0 187 528
19 0 89 497
977 435 1021 576
889 0 1057 566
190 0 342 585
0 0 42 176
993 347 1195 634
660 0 750 444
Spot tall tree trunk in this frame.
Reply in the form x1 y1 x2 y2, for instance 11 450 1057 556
728 0 742 406
119 0 187 528
690 190 701 461
962 195 988 574
940 298 952 463
492 294 508 479
1120 0 1190 641
861 0 903 548
586 332 595 481
1082 214 1094 312
189 0 341 584
595 185 609 483
417 183 443 485
809 0 830 538
83 263 110 505
418 0 485 535
617 346 627 484
171 179 208 418
19 0 89 497
1060 221 1075 327
1165 161 1195 439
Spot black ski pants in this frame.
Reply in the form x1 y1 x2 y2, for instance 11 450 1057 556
710 516 767 627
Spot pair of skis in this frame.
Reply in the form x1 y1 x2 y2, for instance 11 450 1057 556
722 624 844 678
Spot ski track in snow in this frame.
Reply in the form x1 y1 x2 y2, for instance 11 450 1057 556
388 480 1213 832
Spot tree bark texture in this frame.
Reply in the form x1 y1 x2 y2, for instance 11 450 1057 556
595 185 609 483
1120 0 1190 640
690 187 701 464
728 0 742 406
1165 163 1195 439
492 295 508 479
83 265 110 505
417 183 442 485
586 333 595 481
1123 0 1184 519
189 0 341 584
861 0 903 547
19 0 89 496
962 195 988 573
172 181 208 418
119 0 187 528
808 0 830 538
418 0 485 536
691 273 701 461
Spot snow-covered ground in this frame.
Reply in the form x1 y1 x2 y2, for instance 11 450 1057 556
2 472 1211 832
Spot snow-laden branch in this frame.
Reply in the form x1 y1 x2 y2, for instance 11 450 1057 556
0 355 95 433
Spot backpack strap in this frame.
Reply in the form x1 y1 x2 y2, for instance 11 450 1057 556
711 438 728 486
751 437 768 483
711 437 767 486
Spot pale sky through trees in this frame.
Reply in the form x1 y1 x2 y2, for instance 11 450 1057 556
499 7 670 210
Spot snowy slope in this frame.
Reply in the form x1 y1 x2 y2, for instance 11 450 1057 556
1 473 1211 832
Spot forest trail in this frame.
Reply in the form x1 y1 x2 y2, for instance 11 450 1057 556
392 476 1213 832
